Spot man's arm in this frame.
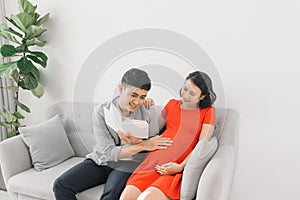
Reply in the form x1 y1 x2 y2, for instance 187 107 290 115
90 103 172 164
157 113 166 131
117 104 172 159
118 135 172 159
87 104 121 165
148 105 163 137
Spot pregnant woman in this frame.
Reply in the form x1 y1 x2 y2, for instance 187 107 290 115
119 71 217 200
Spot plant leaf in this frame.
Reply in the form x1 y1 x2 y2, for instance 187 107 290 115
0 110 7 118
11 12 34 32
0 23 23 37
14 98 31 113
6 114 17 123
27 54 46 68
5 17 23 33
12 122 22 127
0 62 18 77
0 31 20 44
11 14 26 32
33 13 40 24
18 79 27 90
7 131 14 138
0 44 17 57
23 73 38 89
10 69 19 82
29 51 48 64
26 38 46 47
5 86 18 91
18 0 37 15
17 57 33 73
29 64 40 81
15 45 25 53
31 83 44 98
36 13 49 26
3 106 16 123
0 122 11 129
26 25 46 39
3 105 10 114
14 111 25 119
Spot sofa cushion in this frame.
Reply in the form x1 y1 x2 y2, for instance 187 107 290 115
180 137 218 200
8 157 83 199
8 157 104 200
19 115 75 171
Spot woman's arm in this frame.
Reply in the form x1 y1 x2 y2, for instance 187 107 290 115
155 153 191 175
199 124 215 141
180 124 215 169
155 123 215 175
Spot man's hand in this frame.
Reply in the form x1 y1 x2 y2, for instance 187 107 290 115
155 162 183 175
117 131 142 145
140 135 173 151
144 98 155 109
118 135 172 160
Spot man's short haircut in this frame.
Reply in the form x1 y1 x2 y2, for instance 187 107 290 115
121 68 151 91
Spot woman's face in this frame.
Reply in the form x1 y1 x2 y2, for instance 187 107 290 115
180 79 205 109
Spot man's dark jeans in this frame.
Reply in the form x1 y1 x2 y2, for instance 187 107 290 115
53 159 132 200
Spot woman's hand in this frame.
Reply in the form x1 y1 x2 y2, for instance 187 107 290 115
155 162 184 175
117 131 142 145
144 98 155 109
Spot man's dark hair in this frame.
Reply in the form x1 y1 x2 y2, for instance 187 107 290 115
121 68 151 91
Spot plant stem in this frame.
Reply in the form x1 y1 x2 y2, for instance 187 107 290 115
13 86 19 136
15 90 18 113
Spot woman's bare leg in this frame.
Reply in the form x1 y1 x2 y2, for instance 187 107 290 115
120 185 142 200
137 186 170 200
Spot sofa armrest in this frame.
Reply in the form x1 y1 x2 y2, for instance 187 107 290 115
196 108 239 200
0 135 32 187
196 143 237 200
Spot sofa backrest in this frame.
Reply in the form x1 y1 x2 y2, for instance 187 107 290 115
44 101 96 157
44 101 237 157
44 101 162 157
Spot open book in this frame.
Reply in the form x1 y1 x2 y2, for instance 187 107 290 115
103 104 149 139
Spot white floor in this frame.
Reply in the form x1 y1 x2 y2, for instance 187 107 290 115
0 190 13 200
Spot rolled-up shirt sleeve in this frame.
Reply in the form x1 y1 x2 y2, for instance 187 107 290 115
86 104 121 165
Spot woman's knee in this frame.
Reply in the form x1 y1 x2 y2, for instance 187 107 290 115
137 187 170 200
120 185 141 200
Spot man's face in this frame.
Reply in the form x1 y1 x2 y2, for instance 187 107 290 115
119 84 148 114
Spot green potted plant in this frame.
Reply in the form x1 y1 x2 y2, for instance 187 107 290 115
0 0 49 137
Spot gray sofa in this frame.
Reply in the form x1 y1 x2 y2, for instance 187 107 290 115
0 101 238 200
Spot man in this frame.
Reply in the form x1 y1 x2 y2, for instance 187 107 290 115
53 68 172 200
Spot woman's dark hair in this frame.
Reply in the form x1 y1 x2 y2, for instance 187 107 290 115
121 68 151 91
185 71 216 108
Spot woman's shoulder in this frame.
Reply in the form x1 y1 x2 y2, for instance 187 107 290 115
166 99 180 107
200 105 216 113
168 99 180 104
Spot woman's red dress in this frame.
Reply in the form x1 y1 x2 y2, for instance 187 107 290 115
126 99 216 199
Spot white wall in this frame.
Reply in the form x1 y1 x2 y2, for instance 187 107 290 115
4 0 300 199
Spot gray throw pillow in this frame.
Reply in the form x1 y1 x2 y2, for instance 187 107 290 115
20 115 75 171
180 137 218 200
